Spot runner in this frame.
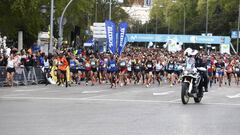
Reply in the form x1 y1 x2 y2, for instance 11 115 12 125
215 58 225 87
108 55 117 88
145 55 154 87
57 53 69 87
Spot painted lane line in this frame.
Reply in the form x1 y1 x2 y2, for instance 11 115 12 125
1 96 240 106
168 98 181 102
227 93 240 99
14 88 48 92
153 91 175 96
2 94 26 97
81 90 108 94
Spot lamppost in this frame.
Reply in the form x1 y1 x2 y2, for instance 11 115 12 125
49 0 54 53
58 0 74 49
205 0 209 52
109 0 112 20
95 0 98 22
40 5 48 31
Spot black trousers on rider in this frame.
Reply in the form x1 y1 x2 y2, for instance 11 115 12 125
201 71 209 92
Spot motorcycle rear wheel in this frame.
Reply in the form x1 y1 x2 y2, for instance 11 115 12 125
181 82 190 104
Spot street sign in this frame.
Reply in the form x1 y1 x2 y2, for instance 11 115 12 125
231 31 239 39
92 22 106 39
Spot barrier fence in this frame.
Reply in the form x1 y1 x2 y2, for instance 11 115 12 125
0 66 46 87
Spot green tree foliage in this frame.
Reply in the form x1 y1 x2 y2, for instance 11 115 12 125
0 0 129 47
149 0 240 36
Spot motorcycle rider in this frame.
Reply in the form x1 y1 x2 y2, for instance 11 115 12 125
184 48 209 95
195 53 209 92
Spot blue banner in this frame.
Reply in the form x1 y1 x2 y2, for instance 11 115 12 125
231 31 239 39
105 20 116 54
118 22 128 55
126 34 231 45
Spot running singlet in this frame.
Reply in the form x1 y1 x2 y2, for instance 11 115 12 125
119 60 126 68
58 57 68 71
90 59 97 68
127 61 132 71
226 64 233 73
155 63 163 71
85 61 91 71
108 60 117 72
145 61 153 71
235 65 240 73
70 59 76 69
215 62 224 71
167 62 175 71
134 62 141 71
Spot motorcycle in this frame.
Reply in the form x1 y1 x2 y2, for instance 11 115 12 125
181 67 207 104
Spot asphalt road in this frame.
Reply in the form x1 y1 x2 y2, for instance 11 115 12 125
0 82 240 135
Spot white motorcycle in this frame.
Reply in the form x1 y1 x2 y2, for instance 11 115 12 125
181 67 207 104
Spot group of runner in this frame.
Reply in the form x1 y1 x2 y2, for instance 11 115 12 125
0 46 240 88
48 47 240 88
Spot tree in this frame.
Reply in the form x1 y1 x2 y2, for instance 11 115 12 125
0 0 129 47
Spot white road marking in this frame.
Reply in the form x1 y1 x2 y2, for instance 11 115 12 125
3 94 26 97
82 90 107 94
227 93 240 99
1 96 240 106
153 91 175 96
14 88 48 92
168 98 181 102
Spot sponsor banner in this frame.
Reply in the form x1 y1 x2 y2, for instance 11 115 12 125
126 34 231 45
220 44 230 54
118 22 128 55
105 20 117 54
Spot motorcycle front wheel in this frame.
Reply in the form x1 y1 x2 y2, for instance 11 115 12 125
194 92 202 103
181 82 190 104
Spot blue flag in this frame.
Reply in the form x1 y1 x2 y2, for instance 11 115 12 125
105 20 116 54
118 22 128 55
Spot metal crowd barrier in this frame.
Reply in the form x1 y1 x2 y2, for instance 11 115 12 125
0 66 7 87
14 67 27 86
34 66 46 84
0 66 47 87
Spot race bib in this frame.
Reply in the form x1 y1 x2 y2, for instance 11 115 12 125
86 63 90 67
120 62 126 66
147 64 152 68
91 61 96 66
111 64 116 68
135 66 140 70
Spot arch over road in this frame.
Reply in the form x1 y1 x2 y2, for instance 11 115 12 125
124 34 235 53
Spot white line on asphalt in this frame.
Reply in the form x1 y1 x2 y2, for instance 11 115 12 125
1 96 240 106
2 94 26 97
153 91 175 96
227 93 240 99
81 90 108 94
14 88 48 92
168 98 181 102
